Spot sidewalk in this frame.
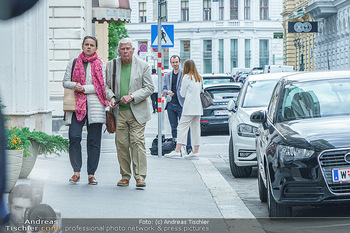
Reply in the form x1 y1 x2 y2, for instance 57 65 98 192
5 113 265 233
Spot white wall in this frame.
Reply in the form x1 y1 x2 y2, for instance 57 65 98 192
49 0 93 123
0 0 51 133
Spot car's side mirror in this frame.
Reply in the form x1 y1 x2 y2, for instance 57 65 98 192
227 99 236 112
250 110 267 124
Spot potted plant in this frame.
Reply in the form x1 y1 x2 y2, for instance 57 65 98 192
5 127 31 192
7 127 69 179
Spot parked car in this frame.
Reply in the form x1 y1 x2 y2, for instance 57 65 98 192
227 73 297 178
202 74 235 85
237 72 249 83
250 71 350 217
231 68 250 81
249 69 264 76
264 65 294 73
201 83 242 135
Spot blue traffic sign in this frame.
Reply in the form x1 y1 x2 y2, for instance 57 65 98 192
151 25 174 48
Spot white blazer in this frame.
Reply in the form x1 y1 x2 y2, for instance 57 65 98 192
180 74 203 116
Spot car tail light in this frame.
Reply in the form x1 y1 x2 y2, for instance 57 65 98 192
200 120 208 123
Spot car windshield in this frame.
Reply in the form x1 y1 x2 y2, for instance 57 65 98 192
242 80 278 108
279 78 350 122
203 78 233 84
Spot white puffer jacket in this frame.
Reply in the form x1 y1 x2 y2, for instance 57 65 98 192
62 58 107 125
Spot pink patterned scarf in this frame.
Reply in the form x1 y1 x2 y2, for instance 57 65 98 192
72 52 109 122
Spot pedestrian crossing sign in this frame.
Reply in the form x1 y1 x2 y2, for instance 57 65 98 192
151 24 174 48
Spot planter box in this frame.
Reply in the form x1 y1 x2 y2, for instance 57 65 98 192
19 142 39 179
5 150 23 193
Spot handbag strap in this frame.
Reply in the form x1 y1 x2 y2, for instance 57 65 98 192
71 58 77 81
112 58 116 93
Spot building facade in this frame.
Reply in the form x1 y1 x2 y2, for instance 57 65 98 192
126 0 284 74
307 0 350 70
0 0 51 133
282 0 316 71
49 0 130 130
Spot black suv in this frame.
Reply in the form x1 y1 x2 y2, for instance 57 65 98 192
250 71 350 217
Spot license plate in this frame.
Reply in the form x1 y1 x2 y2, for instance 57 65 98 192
332 168 350 182
214 110 229 116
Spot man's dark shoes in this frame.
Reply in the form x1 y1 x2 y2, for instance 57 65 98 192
88 176 98 185
136 178 146 187
69 175 80 184
117 179 129 186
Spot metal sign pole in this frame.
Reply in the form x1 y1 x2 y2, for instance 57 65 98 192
157 0 162 158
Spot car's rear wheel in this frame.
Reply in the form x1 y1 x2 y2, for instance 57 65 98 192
267 171 292 217
229 136 252 178
258 170 267 202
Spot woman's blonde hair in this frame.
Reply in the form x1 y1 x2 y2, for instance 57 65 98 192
182 59 202 82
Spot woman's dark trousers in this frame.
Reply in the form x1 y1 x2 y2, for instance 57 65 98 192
68 113 102 175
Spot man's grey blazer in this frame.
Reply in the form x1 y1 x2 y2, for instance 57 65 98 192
105 55 154 124
163 68 185 107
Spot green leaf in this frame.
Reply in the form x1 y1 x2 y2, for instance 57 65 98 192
108 21 129 60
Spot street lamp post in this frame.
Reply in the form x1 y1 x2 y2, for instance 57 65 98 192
294 38 299 71
300 43 305 71
294 38 304 71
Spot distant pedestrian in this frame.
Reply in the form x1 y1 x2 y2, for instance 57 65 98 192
151 69 158 113
163 55 192 154
106 38 154 188
166 59 203 159
63 36 109 185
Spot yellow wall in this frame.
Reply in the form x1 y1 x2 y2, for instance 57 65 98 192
282 0 315 71
95 22 109 64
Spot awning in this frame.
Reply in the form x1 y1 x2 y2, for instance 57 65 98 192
92 0 131 23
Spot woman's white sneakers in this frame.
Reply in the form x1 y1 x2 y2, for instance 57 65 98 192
165 150 182 158
165 149 199 160
184 152 199 160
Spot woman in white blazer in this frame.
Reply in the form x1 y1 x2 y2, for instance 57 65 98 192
166 59 203 159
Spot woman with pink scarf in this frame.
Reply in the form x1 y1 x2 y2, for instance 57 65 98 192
63 36 109 185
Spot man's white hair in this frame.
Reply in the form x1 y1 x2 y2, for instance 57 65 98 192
118 38 134 49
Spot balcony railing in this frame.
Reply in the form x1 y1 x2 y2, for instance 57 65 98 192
180 52 190 59
203 51 212 58
228 21 240 27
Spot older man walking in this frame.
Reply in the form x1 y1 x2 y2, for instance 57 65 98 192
106 38 154 187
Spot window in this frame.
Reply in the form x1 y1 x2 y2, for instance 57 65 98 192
267 82 280 121
219 39 224 73
245 39 251 68
244 0 250 20
203 0 211 21
230 0 238 20
259 39 269 68
260 0 268 20
203 40 212 74
139 2 147 23
230 39 238 70
180 40 190 67
181 0 189 22
219 0 224 20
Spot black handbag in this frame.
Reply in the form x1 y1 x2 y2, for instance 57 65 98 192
150 135 176 155
200 83 214 108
